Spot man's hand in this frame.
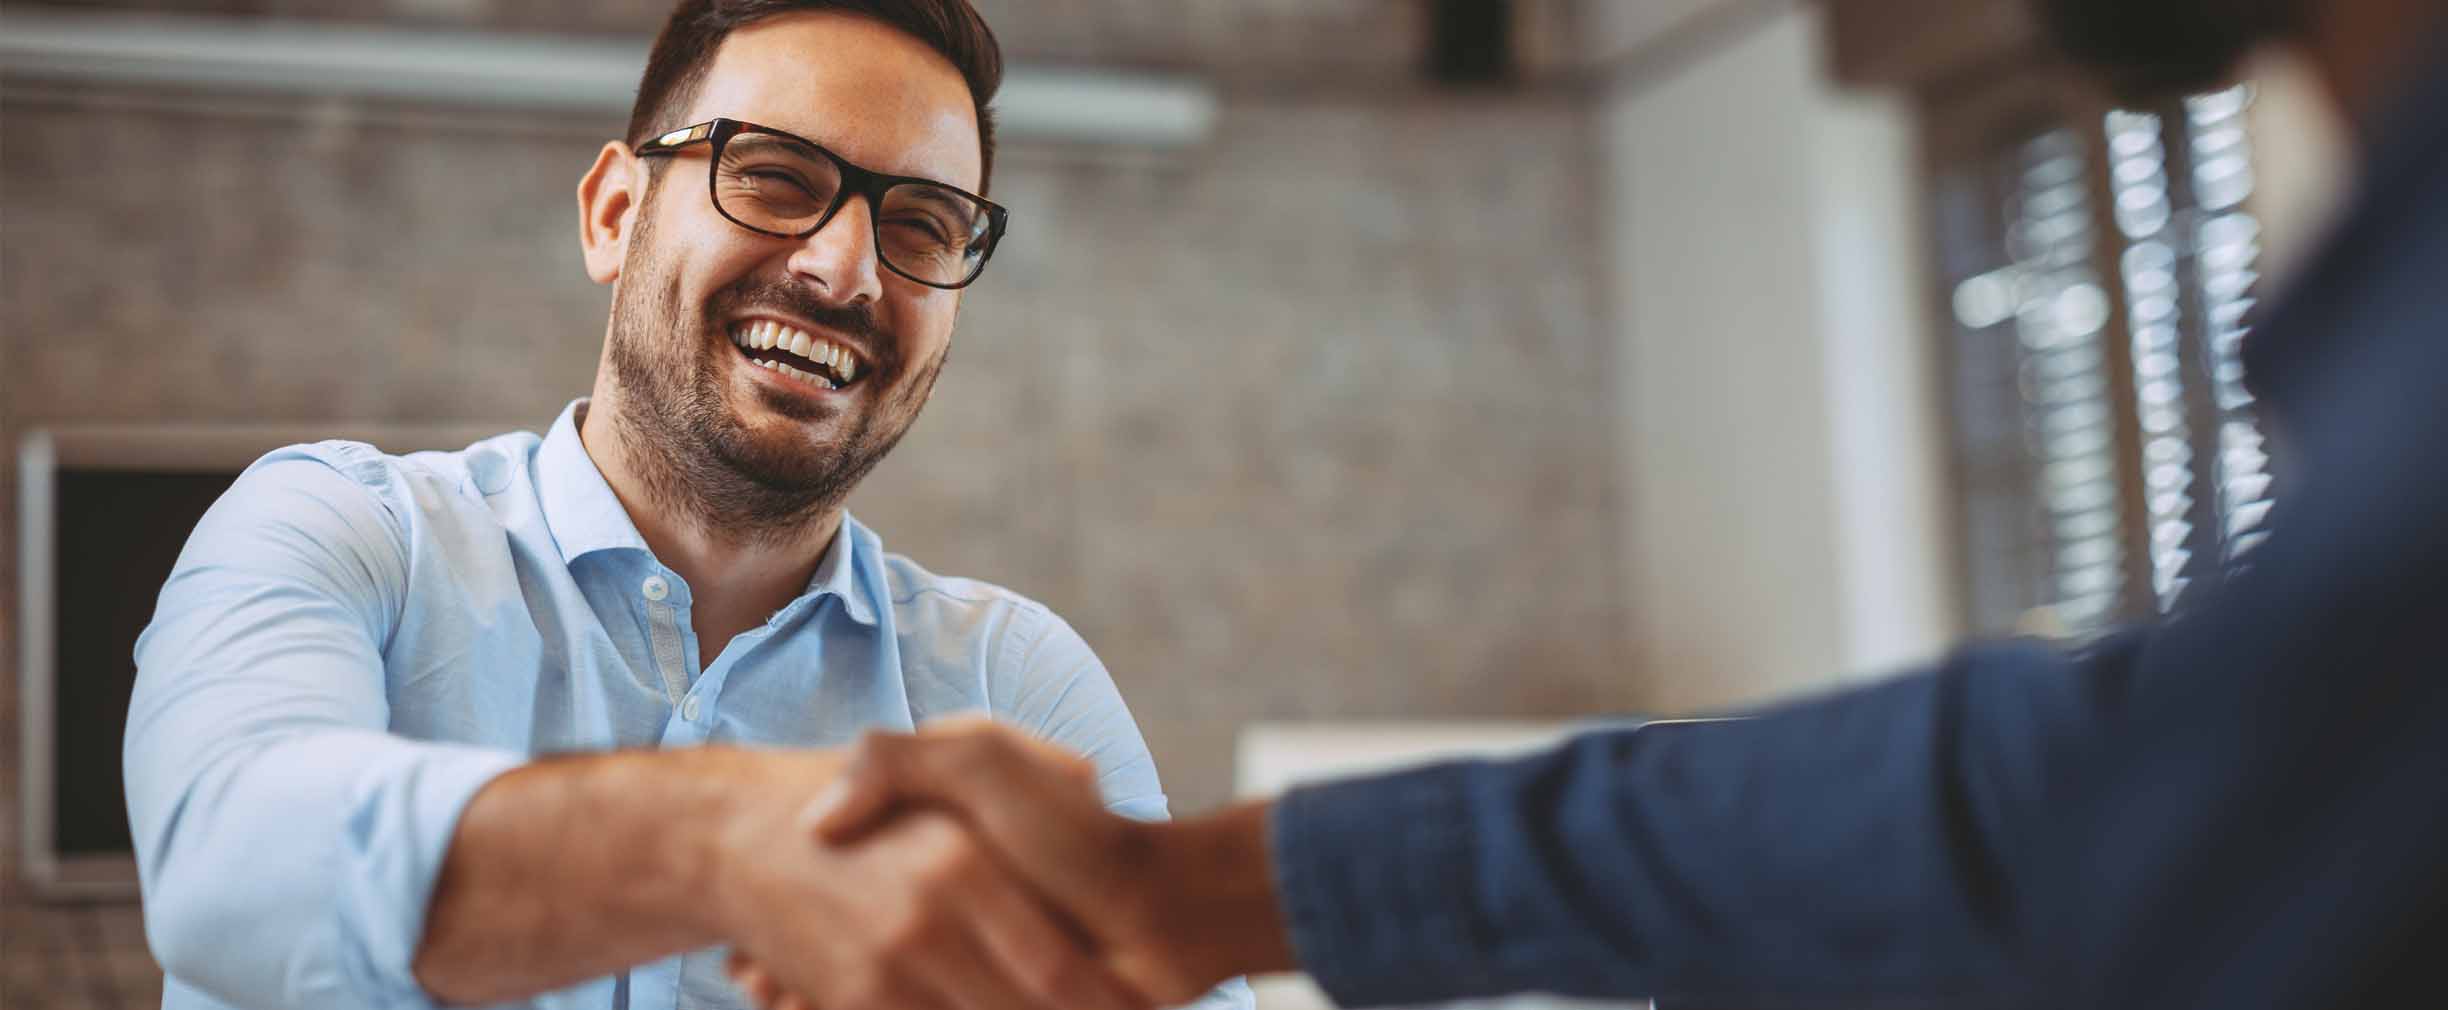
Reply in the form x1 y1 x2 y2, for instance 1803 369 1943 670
411 743 1147 1010
726 720 1297 1009
708 747 1155 1010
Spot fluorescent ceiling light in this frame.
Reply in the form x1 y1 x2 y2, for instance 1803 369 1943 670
0 5 1215 147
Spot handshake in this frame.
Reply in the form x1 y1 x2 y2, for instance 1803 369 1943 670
716 719 1297 1010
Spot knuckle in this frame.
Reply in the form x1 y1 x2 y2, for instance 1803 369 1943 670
1023 954 1091 1002
918 840 986 890
850 727 902 762
831 971 889 1010
877 906 935 949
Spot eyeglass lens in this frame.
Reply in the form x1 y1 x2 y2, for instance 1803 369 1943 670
715 132 993 286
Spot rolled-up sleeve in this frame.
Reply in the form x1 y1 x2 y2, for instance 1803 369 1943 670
124 450 521 1010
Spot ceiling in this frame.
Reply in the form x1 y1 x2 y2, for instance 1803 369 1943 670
25 0 1763 88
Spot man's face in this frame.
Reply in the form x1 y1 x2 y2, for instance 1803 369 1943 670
604 12 981 531
2032 0 2308 98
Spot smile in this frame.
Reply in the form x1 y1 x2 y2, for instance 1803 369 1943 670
731 320 864 390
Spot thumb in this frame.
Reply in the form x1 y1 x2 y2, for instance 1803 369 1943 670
800 734 905 842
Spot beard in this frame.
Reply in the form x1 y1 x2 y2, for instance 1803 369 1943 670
2031 0 2309 100
602 201 945 547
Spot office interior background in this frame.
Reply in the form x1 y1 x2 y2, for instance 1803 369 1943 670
0 0 2353 1006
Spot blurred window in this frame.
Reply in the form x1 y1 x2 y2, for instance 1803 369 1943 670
1929 83 2274 639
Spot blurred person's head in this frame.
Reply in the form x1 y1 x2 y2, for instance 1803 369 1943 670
2033 0 2448 118
2031 0 2309 98
575 0 1000 545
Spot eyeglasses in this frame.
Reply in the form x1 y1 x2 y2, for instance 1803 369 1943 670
634 118 1009 290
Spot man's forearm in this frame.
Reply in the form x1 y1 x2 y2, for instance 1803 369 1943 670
412 745 841 1005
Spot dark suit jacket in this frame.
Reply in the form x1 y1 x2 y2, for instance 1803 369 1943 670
1268 38 2448 1010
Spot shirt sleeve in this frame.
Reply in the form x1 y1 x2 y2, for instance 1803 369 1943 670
123 449 523 1010
989 604 1258 1010
1269 636 2127 1008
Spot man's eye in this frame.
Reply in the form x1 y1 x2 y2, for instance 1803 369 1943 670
743 169 817 195
886 215 953 243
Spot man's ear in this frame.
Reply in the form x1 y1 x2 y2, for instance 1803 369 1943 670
577 141 644 284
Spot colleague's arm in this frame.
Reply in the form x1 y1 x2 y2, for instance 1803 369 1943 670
1263 643 2106 1006
807 454 2448 1010
126 455 1137 1010
797 639 2125 1006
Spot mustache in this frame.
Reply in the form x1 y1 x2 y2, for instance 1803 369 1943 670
706 277 895 371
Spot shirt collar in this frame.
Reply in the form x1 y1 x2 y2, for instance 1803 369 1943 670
808 512 884 627
535 399 654 561
536 398 885 626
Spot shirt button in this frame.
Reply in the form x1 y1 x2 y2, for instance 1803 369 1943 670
681 696 703 721
641 575 669 601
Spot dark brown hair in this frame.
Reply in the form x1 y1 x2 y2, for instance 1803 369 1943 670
626 0 1002 190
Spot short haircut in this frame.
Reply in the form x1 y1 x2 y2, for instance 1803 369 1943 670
626 0 1002 190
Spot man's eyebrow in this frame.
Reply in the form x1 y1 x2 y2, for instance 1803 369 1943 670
731 131 826 158
890 185 971 211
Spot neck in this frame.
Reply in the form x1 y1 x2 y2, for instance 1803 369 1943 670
576 393 843 614
2300 0 2447 145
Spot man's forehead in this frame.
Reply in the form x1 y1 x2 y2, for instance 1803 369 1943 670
682 11 984 189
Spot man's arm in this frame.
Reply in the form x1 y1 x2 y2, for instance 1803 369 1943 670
409 746 822 1003
126 454 524 1009
127 455 1140 1010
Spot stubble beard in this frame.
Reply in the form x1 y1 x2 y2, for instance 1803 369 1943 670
602 203 945 549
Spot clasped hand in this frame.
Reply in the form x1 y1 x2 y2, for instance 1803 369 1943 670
716 718 1288 1010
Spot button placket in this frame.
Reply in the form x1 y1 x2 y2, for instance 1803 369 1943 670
639 570 691 709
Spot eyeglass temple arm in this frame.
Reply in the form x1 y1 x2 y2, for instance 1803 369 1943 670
633 121 718 156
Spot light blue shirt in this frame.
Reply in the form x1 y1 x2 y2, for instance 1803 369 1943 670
125 400 1249 1010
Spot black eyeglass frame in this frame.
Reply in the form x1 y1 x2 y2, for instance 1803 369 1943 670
634 117 1010 290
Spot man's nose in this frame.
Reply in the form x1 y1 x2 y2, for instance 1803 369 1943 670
787 196 885 305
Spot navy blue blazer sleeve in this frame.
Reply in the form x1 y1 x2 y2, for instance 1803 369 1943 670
1269 635 2125 1007
1269 391 2448 1009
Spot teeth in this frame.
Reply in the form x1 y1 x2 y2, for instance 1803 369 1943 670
734 320 861 385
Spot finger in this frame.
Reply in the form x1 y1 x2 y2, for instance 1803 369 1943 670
874 726 1124 889
901 904 1075 1010
957 848 1156 1010
725 955 786 1010
803 730 912 842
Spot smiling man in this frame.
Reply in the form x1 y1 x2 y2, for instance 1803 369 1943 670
119 4 1247 1010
